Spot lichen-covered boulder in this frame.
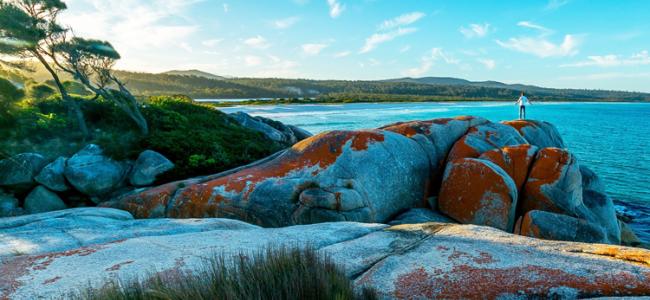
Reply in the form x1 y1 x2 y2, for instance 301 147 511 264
34 157 69 192
288 125 313 141
129 150 174 187
479 144 539 190
438 158 518 232
579 165 606 194
104 130 430 226
230 112 311 144
381 116 489 192
446 122 528 162
24 186 67 214
520 148 583 215
583 190 620 244
619 220 643 247
517 210 607 244
64 145 127 197
0 153 46 191
503 119 565 149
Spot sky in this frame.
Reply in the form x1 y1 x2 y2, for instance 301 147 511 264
60 0 650 92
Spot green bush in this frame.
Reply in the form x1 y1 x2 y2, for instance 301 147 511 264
74 247 377 300
1 93 285 182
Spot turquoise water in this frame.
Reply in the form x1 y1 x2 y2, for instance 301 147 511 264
217 102 650 242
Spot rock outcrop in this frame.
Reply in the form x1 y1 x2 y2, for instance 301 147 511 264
503 119 565 148
23 186 67 214
0 153 46 191
104 130 430 226
129 150 174 186
230 111 313 144
1 208 649 300
103 116 628 247
34 157 69 192
64 144 127 197
438 158 518 231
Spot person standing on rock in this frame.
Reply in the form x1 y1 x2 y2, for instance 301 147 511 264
516 92 531 120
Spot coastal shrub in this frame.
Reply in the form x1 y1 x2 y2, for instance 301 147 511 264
74 247 377 300
0 93 284 181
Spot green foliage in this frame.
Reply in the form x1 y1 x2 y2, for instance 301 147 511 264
73 247 377 300
27 82 55 99
114 70 650 102
62 81 92 96
1 94 284 181
140 95 282 180
0 76 23 107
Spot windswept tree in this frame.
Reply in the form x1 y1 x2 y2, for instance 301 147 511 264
0 0 89 136
0 76 23 118
53 38 148 135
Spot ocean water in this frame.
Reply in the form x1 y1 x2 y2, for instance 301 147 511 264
217 101 650 243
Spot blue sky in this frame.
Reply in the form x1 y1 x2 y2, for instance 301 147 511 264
61 0 650 92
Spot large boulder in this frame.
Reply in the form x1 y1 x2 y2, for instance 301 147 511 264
0 153 46 191
520 147 584 216
2 210 650 299
104 130 430 226
34 157 69 192
23 186 67 214
381 116 489 192
64 144 127 197
503 119 565 149
446 122 528 162
0 189 19 217
129 150 174 187
517 210 607 244
479 144 539 190
438 158 518 232
229 112 311 144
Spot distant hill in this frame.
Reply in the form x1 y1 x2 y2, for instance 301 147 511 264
5 66 650 102
161 69 226 80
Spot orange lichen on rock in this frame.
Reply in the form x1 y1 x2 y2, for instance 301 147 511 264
502 120 531 135
99 179 195 218
480 144 538 190
393 264 650 299
438 158 518 231
168 130 385 218
521 147 575 215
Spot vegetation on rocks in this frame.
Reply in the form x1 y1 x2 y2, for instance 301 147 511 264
74 247 377 300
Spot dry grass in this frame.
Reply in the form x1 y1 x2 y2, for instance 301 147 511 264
73 247 377 300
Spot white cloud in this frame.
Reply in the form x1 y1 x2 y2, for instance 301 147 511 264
59 0 200 71
459 23 490 38
202 39 223 47
180 42 193 53
360 28 417 54
559 72 650 81
379 12 425 30
403 48 459 76
223 3 229 13
545 0 570 10
561 51 650 67
334 51 351 58
244 55 262 66
477 58 496 70
327 0 345 18
244 35 270 49
517 21 553 35
400 45 411 53
302 43 329 55
272 16 300 29
497 34 580 58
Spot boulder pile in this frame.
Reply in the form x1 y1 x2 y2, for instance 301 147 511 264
0 145 174 216
103 116 642 247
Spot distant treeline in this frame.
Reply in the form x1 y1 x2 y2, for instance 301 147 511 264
113 71 650 103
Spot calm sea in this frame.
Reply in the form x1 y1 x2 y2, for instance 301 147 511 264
216 101 650 243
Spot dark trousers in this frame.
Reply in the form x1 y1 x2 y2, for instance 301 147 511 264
519 106 526 120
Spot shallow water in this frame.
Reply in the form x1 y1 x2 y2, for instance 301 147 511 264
216 101 650 243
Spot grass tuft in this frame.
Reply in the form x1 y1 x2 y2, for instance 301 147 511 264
73 247 377 300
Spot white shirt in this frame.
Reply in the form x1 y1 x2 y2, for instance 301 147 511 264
517 96 530 107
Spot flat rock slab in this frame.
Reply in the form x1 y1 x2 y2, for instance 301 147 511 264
1 209 650 299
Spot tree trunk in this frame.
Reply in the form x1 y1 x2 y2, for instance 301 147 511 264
34 52 89 138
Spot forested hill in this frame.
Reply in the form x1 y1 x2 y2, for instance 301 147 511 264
34 69 650 102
